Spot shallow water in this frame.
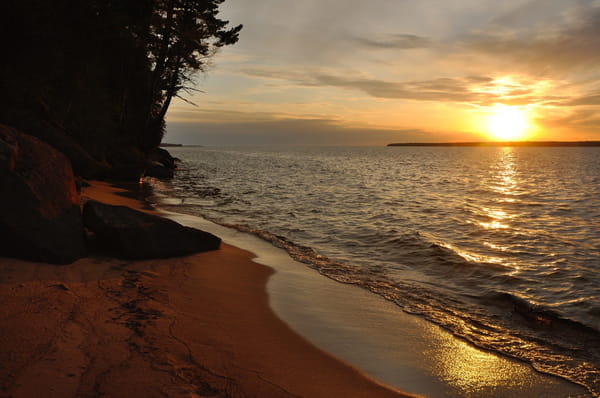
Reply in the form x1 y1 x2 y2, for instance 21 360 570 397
149 145 600 396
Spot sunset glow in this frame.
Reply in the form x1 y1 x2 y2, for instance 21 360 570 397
163 1 600 145
4 3 600 398
485 105 530 141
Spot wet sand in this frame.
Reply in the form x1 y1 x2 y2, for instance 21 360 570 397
0 181 410 397
163 203 592 398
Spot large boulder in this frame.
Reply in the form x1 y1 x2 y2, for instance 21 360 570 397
0 125 86 264
82 200 221 259
26 123 109 179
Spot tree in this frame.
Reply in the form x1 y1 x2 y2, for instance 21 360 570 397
0 0 241 167
143 0 242 148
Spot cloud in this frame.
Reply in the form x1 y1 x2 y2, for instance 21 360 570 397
351 34 431 49
165 112 460 146
313 74 485 102
241 67 559 106
186 0 600 142
242 67 483 101
467 1 600 74
167 107 281 123
537 108 600 137
565 93 600 106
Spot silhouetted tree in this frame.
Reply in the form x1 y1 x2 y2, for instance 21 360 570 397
144 0 242 149
0 0 241 169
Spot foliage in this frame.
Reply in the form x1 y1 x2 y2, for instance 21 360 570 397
0 0 240 161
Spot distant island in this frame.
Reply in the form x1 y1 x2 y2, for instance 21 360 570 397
387 141 600 147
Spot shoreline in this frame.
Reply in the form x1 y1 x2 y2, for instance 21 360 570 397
161 203 592 398
0 181 411 397
157 145 600 397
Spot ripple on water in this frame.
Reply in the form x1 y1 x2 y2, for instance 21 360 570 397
149 146 600 396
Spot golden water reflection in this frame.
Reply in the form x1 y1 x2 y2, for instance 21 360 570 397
425 328 546 395
482 241 509 252
472 148 522 272
487 147 520 206
492 148 517 194
487 209 510 220
474 148 520 233
478 220 509 230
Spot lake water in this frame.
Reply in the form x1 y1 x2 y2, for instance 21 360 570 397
149 145 600 396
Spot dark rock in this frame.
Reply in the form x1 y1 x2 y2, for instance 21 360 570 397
145 161 174 179
0 125 86 264
19 123 108 179
0 131 17 169
109 164 146 181
105 146 147 181
82 200 220 259
75 178 91 192
104 146 178 181
144 147 177 179
150 147 178 170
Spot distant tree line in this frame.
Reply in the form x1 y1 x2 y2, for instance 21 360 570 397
0 0 240 171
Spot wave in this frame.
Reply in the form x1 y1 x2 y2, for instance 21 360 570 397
153 197 600 396
227 222 600 396
144 144 600 398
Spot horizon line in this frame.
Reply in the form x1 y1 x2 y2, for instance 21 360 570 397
387 141 600 147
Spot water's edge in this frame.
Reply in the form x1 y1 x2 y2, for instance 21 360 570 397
148 193 590 398
152 145 600 397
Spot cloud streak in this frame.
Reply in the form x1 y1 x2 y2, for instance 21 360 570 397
176 0 600 143
241 67 569 106
165 110 465 145
466 1 600 74
351 34 432 49
538 108 600 138
564 93 600 106
168 120 436 146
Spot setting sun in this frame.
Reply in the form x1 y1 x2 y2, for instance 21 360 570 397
486 105 529 141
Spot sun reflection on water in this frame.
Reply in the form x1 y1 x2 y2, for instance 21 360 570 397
478 220 509 230
468 147 523 271
438 241 512 267
480 149 521 229
481 150 522 273
489 148 518 197
485 208 513 220
482 241 509 252
424 324 545 395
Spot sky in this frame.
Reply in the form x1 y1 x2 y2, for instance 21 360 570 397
165 0 600 146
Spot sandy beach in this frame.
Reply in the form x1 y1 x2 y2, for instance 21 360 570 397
162 193 592 398
5 2 600 397
0 181 411 397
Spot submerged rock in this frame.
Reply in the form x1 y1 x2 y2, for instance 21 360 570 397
82 200 220 259
0 125 86 264
145 161 174 179
145 147 177 179
150 147 178 170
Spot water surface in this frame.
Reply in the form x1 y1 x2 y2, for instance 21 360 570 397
150 146 600 395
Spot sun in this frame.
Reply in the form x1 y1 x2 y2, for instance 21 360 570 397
486 105 529 141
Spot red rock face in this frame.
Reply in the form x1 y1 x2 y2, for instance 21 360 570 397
3 126 80 218
0 124 85 264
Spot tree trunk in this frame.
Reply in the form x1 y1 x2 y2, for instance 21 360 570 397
156 59 182 123
145 0 176 130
